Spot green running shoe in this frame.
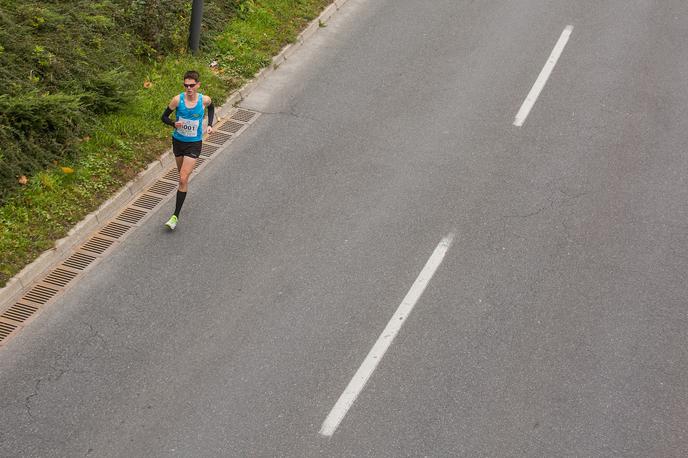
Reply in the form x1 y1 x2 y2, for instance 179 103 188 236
165 215 178 230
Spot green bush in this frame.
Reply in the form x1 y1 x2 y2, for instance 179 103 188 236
125 0 192 56
0 0 241 201
80 69 133 114
0 92 86 191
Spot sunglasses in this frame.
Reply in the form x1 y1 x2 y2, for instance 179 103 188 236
183 83 197 88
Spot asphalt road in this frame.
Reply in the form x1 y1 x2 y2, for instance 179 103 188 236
2 0 688 456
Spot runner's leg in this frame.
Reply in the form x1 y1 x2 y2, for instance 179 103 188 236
178 156 195 193
173 155 195 217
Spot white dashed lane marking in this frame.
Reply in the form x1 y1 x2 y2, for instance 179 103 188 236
514 25 574 127
319 233 455 437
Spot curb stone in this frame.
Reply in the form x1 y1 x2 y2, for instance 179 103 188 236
321 4 338 23
0 0 351 316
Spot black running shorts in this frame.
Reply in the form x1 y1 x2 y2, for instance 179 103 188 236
172 138 202 158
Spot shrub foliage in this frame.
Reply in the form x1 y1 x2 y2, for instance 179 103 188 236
0 0 239 201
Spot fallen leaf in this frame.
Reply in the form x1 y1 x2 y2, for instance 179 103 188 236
18 175 28 185
143 80 153 89
60 166 74 174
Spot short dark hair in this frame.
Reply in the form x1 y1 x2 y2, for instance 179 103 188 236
184 70 200 82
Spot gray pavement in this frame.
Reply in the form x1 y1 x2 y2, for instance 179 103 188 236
2 0 688 456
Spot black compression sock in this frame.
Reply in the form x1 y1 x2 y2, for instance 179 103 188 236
174 191 187 217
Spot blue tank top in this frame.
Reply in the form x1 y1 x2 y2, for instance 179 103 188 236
172 93 205 142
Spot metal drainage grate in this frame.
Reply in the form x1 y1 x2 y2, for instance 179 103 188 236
2 302 39 324
0 107 264 348
201 144 219 157
99 221 131 239
0 321 18 343
23 284 59 305
163 169 180 181
81 237 114 255
218 121 244 134
206 131 232 144
132 194 162 210
231 109 256 123
43 268 78 287
148 180 177 196
116 207 147 225
63 252 97 270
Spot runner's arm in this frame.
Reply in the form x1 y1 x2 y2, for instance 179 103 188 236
161 107 175 127
207 103 215 127
161 96 180 127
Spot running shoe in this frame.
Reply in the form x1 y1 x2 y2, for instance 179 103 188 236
165 215 178 230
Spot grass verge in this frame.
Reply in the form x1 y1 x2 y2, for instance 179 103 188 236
0 0 332 287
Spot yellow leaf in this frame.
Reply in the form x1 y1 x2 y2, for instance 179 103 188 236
60 166 74 174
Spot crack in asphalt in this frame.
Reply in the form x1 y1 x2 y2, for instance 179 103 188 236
500 183 600 221
24 378 43 420
502 205 549 219
23 322 108 421
257 109 320 123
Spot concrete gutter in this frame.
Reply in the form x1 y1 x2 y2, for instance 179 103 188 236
0 0 350 314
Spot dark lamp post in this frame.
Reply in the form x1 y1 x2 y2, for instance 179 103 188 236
189 0 203 54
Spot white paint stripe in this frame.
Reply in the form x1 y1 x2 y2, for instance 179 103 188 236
513 25 573 127
319 233 455 437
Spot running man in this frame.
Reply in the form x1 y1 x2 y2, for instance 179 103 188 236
161 70 214 229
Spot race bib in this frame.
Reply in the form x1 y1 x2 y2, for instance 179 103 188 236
176 118 200 138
